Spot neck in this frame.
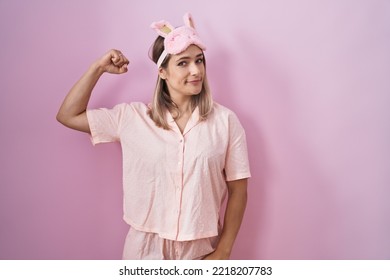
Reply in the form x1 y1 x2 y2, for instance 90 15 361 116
171 95 192 115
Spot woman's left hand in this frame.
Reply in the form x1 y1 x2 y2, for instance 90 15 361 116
202 250 230 260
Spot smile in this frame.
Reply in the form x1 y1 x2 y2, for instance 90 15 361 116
187 79 202 84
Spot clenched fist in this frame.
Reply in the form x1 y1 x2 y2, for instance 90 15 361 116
96 49 130 74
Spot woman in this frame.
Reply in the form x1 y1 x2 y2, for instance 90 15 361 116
56 13 251 260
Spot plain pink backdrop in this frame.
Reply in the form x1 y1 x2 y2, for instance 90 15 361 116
1 0 390 259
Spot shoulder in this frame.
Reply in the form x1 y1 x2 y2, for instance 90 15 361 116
128 102 150 113
115 102 148 109
212 102 232 112
110 102 149 113
210 102 246 133
211 102 241 121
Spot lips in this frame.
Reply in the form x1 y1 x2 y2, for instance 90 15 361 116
187 79 202 84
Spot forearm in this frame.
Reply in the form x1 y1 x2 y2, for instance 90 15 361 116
56 62 103 128
56 49 129 132
215 179 248 258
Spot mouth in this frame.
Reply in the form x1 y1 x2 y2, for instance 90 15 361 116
187 79 202 84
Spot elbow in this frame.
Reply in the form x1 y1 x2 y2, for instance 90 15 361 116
55 110 90 133
56 110 73 128
56 111 66 126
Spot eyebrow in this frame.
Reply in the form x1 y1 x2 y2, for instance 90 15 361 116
175 53 204 62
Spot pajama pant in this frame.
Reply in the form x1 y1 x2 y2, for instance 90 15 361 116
122 227 219 260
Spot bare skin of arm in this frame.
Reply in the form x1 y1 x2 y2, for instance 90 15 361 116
56 49 129 133
203 178 248 260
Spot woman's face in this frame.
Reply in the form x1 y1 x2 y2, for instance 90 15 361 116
159 44 205 100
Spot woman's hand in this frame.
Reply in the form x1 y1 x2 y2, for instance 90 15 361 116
95 49 130 74
202 250 230 260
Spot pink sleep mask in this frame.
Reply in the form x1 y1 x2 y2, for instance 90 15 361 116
151 13 206 67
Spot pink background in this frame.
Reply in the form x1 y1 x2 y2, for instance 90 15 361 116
1 0 390 259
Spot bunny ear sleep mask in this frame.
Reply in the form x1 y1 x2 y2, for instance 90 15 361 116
151 12 206 68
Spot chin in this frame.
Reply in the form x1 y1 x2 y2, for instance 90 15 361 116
189 90 202 96
191 86 203 95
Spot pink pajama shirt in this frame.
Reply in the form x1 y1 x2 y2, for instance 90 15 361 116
87 102 251 259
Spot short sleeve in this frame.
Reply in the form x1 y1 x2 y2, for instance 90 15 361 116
86 103 127 145
224 112 251 181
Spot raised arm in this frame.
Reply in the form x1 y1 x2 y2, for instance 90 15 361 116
56 49 129 133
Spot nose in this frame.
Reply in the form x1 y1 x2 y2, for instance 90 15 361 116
189 62 200 76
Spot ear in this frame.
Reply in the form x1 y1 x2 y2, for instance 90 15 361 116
158 67 167 80
183 12 195 29
151 20 174 37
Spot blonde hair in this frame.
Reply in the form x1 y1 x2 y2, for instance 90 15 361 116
148 36 213 130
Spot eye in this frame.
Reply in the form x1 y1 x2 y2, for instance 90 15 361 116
177 61 187 67
195 57 204 64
